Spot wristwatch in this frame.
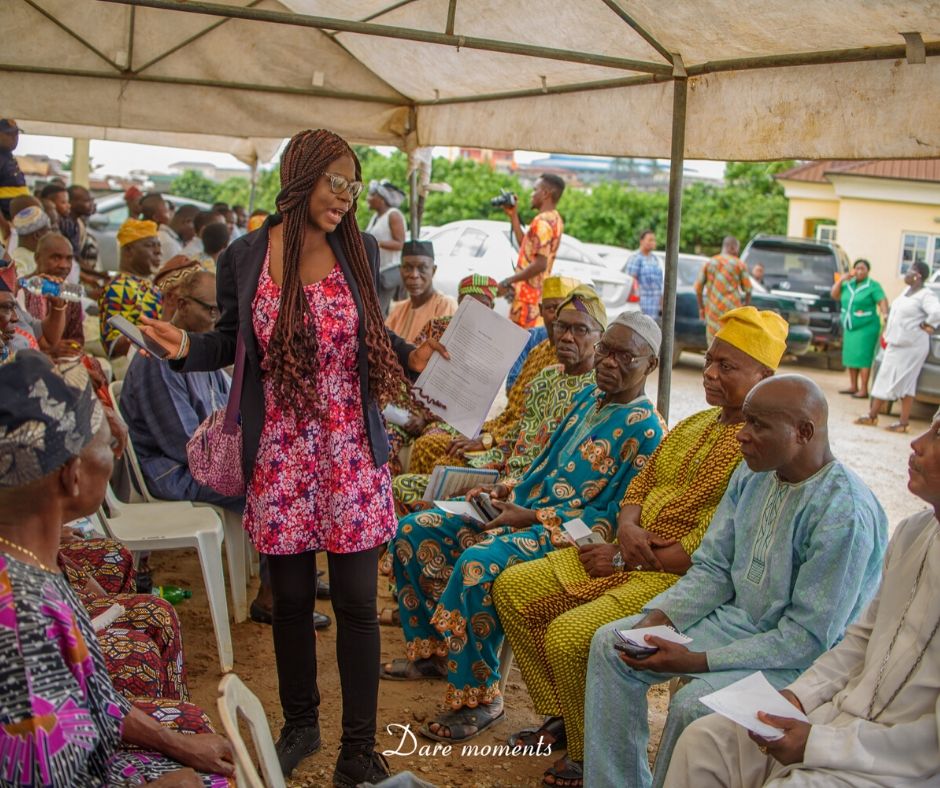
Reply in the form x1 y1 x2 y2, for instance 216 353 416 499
611 551 626 572
481 432 494 449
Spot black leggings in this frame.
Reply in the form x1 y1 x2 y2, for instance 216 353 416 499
266 547 381 751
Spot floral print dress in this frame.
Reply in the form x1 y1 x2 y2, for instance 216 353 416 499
245 252 398 555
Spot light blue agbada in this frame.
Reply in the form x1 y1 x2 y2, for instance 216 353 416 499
583 460 888 788
392 385 664 709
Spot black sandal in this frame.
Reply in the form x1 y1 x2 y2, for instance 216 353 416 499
543 755 583 787
379 657 446 681
419 700 505 743
508 715 567 749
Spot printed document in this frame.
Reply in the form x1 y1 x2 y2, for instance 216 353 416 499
699 671 809 740
413 298 529 438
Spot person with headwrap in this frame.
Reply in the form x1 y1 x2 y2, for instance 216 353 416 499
97 218 163 362
11 203 51 277
491 307 789 787
404 275 577 480
0 254 68 358
384 240 457 343
365 179 407 313
380 306 664 747
385 274 500 477
0 350 235 786
390 284 605 512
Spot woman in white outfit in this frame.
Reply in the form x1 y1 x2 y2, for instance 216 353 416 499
857 261 940 433
365 180 406 314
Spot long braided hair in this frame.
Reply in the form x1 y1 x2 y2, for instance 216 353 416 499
266 129 406 411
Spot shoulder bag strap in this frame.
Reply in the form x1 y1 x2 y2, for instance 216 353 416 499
222 332 246 434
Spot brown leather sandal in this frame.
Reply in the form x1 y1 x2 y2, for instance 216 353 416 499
854 415 878 426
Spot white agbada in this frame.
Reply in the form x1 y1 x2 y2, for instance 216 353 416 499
871 288 940 401
664 508 940 788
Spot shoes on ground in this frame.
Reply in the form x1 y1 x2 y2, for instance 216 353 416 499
275 723 321 777
332 747 391 787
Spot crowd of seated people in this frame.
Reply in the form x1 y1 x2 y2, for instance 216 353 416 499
2 145 939 788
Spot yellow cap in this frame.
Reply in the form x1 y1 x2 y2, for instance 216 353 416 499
117 218 159 247
542 276 580 300
714 306 788 369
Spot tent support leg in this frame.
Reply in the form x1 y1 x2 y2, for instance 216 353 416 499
657 77 687 421
409 167 419 240
71 138 91 188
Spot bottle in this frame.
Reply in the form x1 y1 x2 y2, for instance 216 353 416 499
153 585 193 605
18 276 83 302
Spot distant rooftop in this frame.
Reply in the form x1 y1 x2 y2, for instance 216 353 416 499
777 159 940 185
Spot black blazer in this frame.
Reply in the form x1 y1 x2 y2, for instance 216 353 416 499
174 215 415 480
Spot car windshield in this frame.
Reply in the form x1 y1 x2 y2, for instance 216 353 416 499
745 242 838 293
677 256 705 287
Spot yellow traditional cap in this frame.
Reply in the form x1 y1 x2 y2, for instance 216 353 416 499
557 284 608 330
714 306 788 369
117 218 159 247
542 276 580 300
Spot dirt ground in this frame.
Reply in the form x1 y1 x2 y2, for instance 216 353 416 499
152 356 919 787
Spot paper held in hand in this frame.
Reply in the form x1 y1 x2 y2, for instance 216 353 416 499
699 671 809 741
421 466 499 503
562 517 605 546
413 298 529 439
615 625 693 648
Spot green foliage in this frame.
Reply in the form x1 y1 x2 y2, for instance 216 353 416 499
172 152 794 254
169 170 221 204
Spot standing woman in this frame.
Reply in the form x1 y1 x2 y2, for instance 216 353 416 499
365 179 407 314
831 258 888 398
141 129 443 785
856 260 940 433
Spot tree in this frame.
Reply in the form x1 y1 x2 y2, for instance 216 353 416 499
169 170 220 204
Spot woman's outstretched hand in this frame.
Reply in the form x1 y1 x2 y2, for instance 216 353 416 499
407 337 449 374
139 316 186 358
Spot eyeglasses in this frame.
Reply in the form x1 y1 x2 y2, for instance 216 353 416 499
594 341 649 369
186 296 220 318
325 172 364 200
553 321 598 339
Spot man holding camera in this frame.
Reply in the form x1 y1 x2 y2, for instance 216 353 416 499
498 174 566 328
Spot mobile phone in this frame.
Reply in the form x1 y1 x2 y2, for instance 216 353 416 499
472 492 501 521
613 641 658 659
576 532 605 546
107 315 170 359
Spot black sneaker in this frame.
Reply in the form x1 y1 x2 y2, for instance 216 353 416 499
275 723 321 777
332 748 391 787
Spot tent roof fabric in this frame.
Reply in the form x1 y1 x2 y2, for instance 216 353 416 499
778 158 940 184
3 0 939 161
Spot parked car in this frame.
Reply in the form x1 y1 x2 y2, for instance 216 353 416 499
421 220 637 320
870 274 940 407
741 235 851 354
672 254 813 366
87 193 213 272
582 242 643 307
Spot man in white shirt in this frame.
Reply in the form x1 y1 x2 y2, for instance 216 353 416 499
156 204 199 265
665 417 940 788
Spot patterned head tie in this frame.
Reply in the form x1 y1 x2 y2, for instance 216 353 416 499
368 179 406 209
116 218 159 248
0 350 104 488
458 274 500 301
12 206 50 236
558 284 608 330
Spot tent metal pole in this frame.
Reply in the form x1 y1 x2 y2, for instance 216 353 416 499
97 0 673 76
445 0 457 35
419 73 668 105
24 0 123 71
657 77 687 421
597 0 674 64
409 167 419 240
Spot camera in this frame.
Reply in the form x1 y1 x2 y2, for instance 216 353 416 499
490 190 518 208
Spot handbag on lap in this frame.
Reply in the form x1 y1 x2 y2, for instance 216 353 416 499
187 333 246 496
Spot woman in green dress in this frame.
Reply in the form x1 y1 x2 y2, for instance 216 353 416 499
831 259 888 398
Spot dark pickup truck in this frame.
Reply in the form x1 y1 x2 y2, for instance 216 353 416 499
741 235 852 357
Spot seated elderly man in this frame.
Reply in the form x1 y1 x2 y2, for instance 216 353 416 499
98 219 163 361
385 240 457 343
10 204 51 276
665 416 940 788
493 306 785 786
382 309 665 744
582 375 889 788
0 351 235 786
392 283 602 508
23 232 84 343
406 275 578 476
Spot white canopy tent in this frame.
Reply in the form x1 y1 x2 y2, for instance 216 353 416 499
3 0 938 412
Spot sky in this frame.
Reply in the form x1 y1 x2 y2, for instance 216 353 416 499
15 133 727 181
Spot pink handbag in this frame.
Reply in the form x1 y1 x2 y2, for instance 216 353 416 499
187 333 247 497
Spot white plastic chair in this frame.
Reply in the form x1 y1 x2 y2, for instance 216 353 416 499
99 484 234 672
217 673 286 788
110 380 251 622
498 641 514 693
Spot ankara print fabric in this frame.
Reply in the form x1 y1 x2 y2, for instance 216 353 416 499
245 254 397 555
97 273 162 356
